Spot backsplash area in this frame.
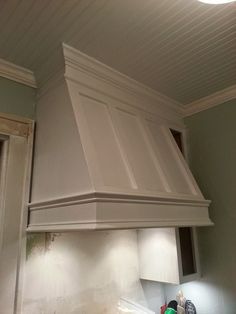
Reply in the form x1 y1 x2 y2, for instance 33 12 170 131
22 230 163 314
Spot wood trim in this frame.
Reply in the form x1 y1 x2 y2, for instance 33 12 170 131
0 123 34 312
0 116 34 312
62 44 236 119
0 112 33 124
183 84 236 117
28 195 212 232
0 57 37 88
27 219 213 232
14 121 35 313
0 112 34 138
0 139 9 253
62 43 183 121
28 192 211 212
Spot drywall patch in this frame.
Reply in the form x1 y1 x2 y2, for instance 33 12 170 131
26 233 45 259
26 233 62 259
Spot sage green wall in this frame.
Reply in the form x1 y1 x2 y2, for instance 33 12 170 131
0 77 36 118
164 101 236 314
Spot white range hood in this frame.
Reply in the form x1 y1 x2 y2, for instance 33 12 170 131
28 44 212 232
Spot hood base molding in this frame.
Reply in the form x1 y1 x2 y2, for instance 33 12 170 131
28 192 212 232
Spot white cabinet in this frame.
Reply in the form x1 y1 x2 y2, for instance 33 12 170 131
138 228 200 284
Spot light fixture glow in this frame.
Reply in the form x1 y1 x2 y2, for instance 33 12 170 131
198 0 236 3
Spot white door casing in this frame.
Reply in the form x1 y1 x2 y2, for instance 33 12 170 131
0 113 34 314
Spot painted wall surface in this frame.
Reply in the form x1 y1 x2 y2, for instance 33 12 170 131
163 101 236 314
0 77 35 118
22 230 158 314
140 280 165 313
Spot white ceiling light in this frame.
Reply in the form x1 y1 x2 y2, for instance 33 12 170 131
198 0 236 3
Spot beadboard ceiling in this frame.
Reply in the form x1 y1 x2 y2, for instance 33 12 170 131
0 0 235 105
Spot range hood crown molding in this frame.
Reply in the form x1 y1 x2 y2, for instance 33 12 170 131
28 44 212 231
62 43 184 122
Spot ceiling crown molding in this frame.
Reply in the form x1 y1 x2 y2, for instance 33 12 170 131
62 43 183 120
183 84 236 117
0 58 37 88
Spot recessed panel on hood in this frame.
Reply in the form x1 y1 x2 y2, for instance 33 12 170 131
79 96 133 190
111 106 167 193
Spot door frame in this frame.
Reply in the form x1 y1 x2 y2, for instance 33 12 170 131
0 112 34 314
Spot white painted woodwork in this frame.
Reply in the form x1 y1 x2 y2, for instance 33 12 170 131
0 0 234 104
138 229 179 284
138 228 200 284
0 58 36 88
63 43 182 123
0 39 234 118
31 81 92 202
183 83 236 117
0 114 34 314
28 44 212 231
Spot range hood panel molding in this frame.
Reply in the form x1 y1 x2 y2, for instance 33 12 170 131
28 44 212 231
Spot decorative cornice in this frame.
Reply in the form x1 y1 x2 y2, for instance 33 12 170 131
0 58 37 88
29 192 210 212
28 191 212 232
62 43 183 119
183 84 236 117
62 44 236 119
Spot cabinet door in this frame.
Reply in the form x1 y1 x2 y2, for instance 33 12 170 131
138 228 180 284
138 228 200 284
